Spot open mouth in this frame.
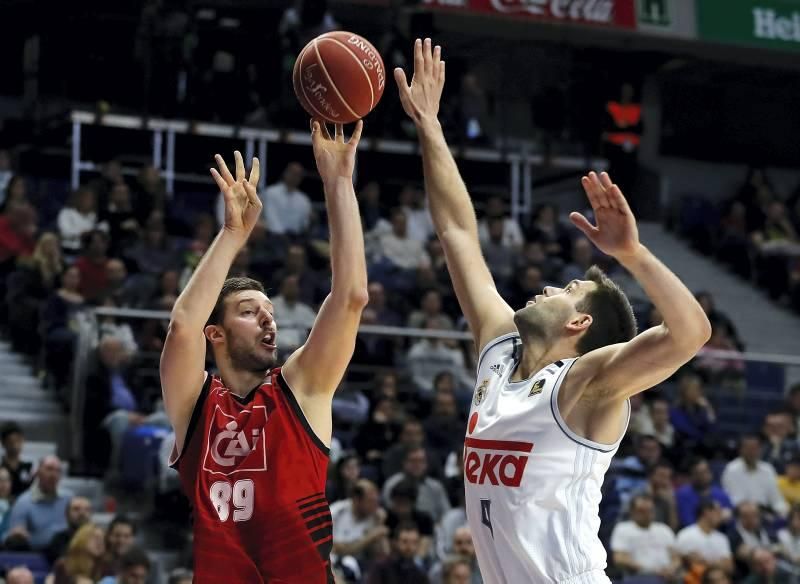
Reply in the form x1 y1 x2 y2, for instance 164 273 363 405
260 332 277 350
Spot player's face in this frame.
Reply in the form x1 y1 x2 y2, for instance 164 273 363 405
513 280 596 340
221 291 278 372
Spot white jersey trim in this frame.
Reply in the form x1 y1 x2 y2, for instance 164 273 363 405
549 359 632 453
476 332 519 376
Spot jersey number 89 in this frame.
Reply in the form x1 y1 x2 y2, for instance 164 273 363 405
210 479 254 522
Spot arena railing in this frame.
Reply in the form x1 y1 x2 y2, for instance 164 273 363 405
69 109 606 225
69 307 800 463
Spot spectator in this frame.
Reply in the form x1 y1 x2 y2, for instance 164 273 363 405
784 383 800 433
381 419 426 481
57 187 106 258
439 556 473 584
5 567 34 584
516 240 563 282
480 216 514 285
375 207 430 272
777 505 800 564
366 523 429 584
123 214 180 279
327 453 362 503
103 183 140 255
676 499 734 577
761 411 799 474
777 457 800 507
7 231 64 355
526 203 570 259
728 501 776 581
408 289 454 331
3 455 70 551
640 398 676 455
405 320 472 397
0 174 27 211
50 523 107 584
741 548 791 584
633 460 679 531
167 569 193 584
430 527 482 584
104 259 137 308
46 496 93 564
330 479 390 571
273 244 322 307
670 372 717 456
610 493 680 579
610 434 663 510
103 516 137 576
507 265 552 311
722 434 788 518
0 422 34 497
477 196 523 250
694 291 744 351
455 73 491 146
0 467 11 534
358 181 384 232
676 458 734 528
352 397 402 471
0 202 37 265
41 265 87 389
97 546 150 584
270 274 317 354
384 480 435 558
398 185 433 244
560 237 595 284
383 446 451 523
262 162 312 235
133 166 165 224
423 392 464 469
695 322 746 384
74 230 111 303
702 566 731 584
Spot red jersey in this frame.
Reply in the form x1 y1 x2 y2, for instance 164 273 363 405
170 368 334 583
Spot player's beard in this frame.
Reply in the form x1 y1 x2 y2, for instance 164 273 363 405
513 302 571 346
226 331 278 373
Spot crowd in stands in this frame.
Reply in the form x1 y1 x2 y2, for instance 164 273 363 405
0 142 799 584
677 167 800 317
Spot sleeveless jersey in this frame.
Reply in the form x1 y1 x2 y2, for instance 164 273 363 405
464 333 630 584
170 368 334 584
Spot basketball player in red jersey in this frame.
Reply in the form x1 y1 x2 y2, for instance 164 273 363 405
160 120 367 584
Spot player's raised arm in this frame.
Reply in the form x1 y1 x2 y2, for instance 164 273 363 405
282 120 368 398
569 171 712 400
395 39 515 354
160 152 261 451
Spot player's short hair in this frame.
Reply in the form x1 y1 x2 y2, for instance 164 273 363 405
120 547 151 572
575 266 637 355
207 277 266 326
0 422 23 443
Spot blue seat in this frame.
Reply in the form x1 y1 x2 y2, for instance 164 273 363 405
0 551 50 583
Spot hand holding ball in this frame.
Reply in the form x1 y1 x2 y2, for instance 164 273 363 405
293 31 386 124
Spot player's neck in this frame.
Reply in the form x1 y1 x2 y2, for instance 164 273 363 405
510 339 576 382
217 364 269 397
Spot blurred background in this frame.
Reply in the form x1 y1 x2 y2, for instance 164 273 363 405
0 0 800 582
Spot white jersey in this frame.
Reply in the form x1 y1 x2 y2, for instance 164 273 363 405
464 333 630 584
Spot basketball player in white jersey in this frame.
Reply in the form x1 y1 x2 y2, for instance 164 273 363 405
395 39 712 583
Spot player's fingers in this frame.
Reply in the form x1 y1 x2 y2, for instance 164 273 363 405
349 120 364 147
599 171 614 190
394 68 411 92
423 38 433 77
234 150 245 182
210 168 227 193
569 212 599 237
580 176 602 209
433 44 441 69
608 184 632 214
215 154 235 186
314 119 332 141
439 61 445 85
335 123 344 143
413 38 424 77
248 157 260 187
243 181 261 207
589 171 611 208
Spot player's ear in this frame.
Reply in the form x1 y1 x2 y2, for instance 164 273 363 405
204 324 225 345
566 313 592 332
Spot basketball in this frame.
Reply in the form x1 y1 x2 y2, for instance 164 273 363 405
292 31 386 124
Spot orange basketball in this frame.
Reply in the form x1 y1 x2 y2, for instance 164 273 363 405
292 31 386 124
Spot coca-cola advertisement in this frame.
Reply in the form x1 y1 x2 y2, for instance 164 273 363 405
423 0 637 29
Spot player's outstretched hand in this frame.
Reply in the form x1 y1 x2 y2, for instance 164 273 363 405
570 171 641 260
211 151 262 241
394 38 445 125
310 118 363 186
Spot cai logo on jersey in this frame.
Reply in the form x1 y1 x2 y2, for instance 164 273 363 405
202 405 268 475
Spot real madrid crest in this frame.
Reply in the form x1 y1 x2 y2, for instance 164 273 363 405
474 378 490 406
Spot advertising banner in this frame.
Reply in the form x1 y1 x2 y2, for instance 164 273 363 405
422 0 637 29
636 0 696 38
698 0 800 51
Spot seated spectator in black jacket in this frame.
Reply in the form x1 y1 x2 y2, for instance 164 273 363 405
0 422 33 497
45 495 93 564
366 523 430 584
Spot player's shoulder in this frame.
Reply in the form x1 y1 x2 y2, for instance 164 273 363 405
477 331 520 369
